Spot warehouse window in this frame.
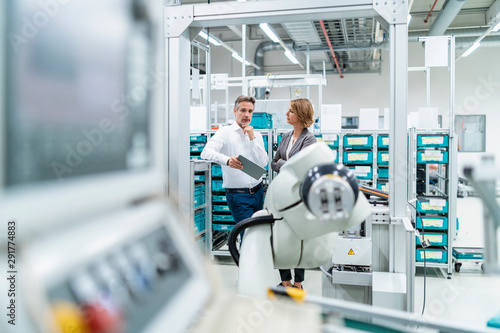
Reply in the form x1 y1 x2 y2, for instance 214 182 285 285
455 115 486 152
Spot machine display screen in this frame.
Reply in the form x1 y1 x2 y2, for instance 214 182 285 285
4 0 154 186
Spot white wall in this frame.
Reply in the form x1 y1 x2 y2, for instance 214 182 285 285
209 40 500 172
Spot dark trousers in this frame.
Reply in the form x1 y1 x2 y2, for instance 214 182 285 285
279 269 305 283
226 187 264 239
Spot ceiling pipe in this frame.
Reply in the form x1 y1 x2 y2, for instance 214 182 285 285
319 20 344 78
428 0 467 36
424 0 439 23
295 42 389 53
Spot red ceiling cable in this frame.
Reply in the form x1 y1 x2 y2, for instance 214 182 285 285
424 0 439 23
319 20 344 78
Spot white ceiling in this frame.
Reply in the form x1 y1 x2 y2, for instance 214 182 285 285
179 0 500 73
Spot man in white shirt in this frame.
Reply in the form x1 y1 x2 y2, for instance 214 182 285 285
201 95 269 237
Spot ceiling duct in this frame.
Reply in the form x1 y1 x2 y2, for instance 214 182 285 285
409 28 500 42
428 0 467 36
254 40 294 76
254 41 293 99
410 28 500 41
454 35 500 49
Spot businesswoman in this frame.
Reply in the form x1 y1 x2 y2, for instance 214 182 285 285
271 98 317 289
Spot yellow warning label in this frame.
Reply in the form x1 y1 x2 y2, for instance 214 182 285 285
348 248 355 255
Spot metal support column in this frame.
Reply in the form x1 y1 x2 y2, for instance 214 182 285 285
447 36 457 276
389 22 408 273
206 42 212 131
307 44 310 99
242 24 247 95
165 28 192 216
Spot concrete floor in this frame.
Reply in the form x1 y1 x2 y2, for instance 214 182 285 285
208 197 500 330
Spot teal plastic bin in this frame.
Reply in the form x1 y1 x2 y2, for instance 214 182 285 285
416 232 448 246
190 134 207 143
377 151 389 166
251 113 273 129
212 223 235 231
213 205 231 213
212 195 227 203
348 166 372 180
416 217 448 230
417 199 448 214
194 210 205 233
377 182 388 192
416 248 447 262
194 174 205 182
190 144 205 153
377 135 389 149
343 135 373 149
212 180 225 192
321 134 339 148
343 151 373 165
417 150 449 164
194 185 205 208
417 135 449 148
212 164 223 177
378 168 388 179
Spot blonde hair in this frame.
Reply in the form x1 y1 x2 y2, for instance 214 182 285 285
290 98 314 128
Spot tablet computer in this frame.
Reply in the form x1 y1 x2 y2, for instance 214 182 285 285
238 155 267 180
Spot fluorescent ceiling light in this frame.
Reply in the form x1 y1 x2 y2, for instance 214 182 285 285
284 50 299 64
199 31 220 46
462 42 480 57
407 14 412 26
231 52 251 66
259 23 280 43
492 21 500 32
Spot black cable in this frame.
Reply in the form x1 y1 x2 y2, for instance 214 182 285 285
359 184 389 200
228 214 277 266
407 201 427 316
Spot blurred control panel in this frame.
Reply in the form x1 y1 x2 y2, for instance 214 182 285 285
47 227 190 333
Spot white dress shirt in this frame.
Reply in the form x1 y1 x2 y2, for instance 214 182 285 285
286 135 295 159
201 122 269 189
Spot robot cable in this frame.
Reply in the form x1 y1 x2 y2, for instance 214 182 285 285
228 214 277 266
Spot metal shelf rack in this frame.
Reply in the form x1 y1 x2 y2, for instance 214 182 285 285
409 129 458 278
190 160 212 255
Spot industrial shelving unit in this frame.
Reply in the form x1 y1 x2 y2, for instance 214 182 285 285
409 129 457 277
312 130 390 189
210 162 234 257
189 160 211 255
342 133 374 188
406 35 457 278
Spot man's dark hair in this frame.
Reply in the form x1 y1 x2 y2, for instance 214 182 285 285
234 95 256 110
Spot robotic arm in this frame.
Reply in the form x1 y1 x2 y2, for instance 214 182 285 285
230 143 371 298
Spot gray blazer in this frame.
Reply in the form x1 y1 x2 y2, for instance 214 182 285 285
271 128 317 173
